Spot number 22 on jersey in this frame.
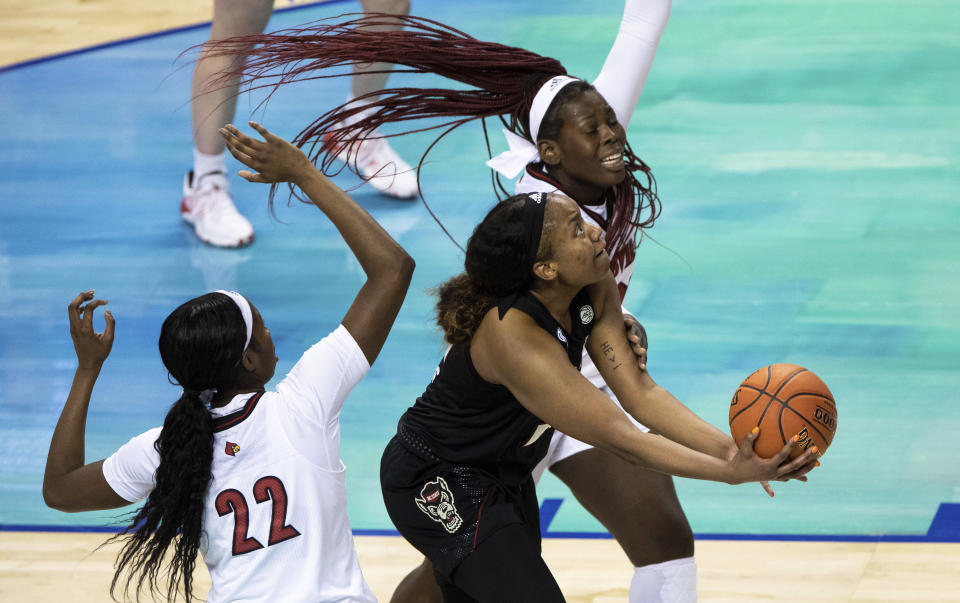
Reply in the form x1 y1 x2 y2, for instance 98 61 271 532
215 475 301 556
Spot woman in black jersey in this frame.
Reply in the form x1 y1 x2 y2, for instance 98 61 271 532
380 191 818 602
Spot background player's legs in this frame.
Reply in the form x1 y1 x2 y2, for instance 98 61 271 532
353 0 411 101
183 0 272 247
330 0 419 199
191 0 273 158
551 447 697 603
442 523 564 603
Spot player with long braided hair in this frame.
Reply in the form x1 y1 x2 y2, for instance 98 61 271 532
42 123 414 602
199 1 732 600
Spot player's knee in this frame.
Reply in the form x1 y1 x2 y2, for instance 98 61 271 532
212 0 274 35
615 504 694 565
360 0 411 16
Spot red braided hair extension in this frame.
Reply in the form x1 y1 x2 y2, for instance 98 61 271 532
198 12 658 253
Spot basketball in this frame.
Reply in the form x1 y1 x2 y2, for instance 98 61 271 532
729 364 837 459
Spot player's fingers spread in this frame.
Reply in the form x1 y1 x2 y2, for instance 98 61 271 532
228 131 259 155
770 437 796 467
238 170 267 183
223 138 245 160
235 147 258 166
226 145 255 167
788 446 818 472
104 310 116 340
775 450 817 479
68 291 92 324
68 290 92 311
795 451 820 478
218 127 238 146
223 135 253 160
77 306 91 331
248 121 274 141
779 463 815 481
227 128 263 155
781 456 813 476
225 124 255 148
794 461 817 479
82 299 108 328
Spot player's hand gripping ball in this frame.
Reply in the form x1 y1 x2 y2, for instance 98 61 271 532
729 364 837 459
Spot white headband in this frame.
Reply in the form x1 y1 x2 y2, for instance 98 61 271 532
528 75 579 143
485 75 580 179
214 290 253 352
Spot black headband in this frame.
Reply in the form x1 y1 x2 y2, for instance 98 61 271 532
497 192 548 319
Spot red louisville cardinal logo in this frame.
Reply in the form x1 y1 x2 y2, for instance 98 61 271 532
225 442 240 456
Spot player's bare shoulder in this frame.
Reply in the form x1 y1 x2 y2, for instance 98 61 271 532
471 305 554 384
586 272 622 322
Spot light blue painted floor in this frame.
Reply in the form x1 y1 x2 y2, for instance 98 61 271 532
1 0 958 539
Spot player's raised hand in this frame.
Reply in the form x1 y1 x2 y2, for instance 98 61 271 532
67 290 115 370
220 121 314 184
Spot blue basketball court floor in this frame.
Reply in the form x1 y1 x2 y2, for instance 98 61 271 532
1 0 958 543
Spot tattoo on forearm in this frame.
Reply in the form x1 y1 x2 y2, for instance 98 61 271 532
600 340 622 370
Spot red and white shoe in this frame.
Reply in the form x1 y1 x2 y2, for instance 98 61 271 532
180 171 254 248
325 128 419 199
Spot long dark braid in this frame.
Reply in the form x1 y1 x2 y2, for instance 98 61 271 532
200 12 659 252
107 293 247 602
199 13 564 173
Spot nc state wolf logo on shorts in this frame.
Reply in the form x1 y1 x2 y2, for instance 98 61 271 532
415 476 463 534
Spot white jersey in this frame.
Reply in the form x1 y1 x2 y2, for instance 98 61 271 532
516 0 670 388
103 325 376 602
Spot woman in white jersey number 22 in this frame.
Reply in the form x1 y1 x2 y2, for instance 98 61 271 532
42 121 414 602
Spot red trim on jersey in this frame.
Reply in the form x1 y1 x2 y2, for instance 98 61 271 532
212 391 266 433
472 490 492 550
524 162 562 190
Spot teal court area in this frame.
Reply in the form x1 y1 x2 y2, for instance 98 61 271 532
1 0 958 540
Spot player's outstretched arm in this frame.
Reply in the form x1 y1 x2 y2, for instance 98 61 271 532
221 122 414 364
473 276 816 485
591 0 672 130
43 291 131 512
583 276 818 482
476 307 813 485
586 276 735 460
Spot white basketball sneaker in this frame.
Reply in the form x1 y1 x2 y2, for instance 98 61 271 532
180 170 255 248
325 128 419 199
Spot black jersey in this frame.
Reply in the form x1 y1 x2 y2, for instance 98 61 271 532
399 288 596 484
381 288 597 578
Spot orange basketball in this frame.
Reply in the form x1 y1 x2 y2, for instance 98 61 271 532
729 364 837 459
